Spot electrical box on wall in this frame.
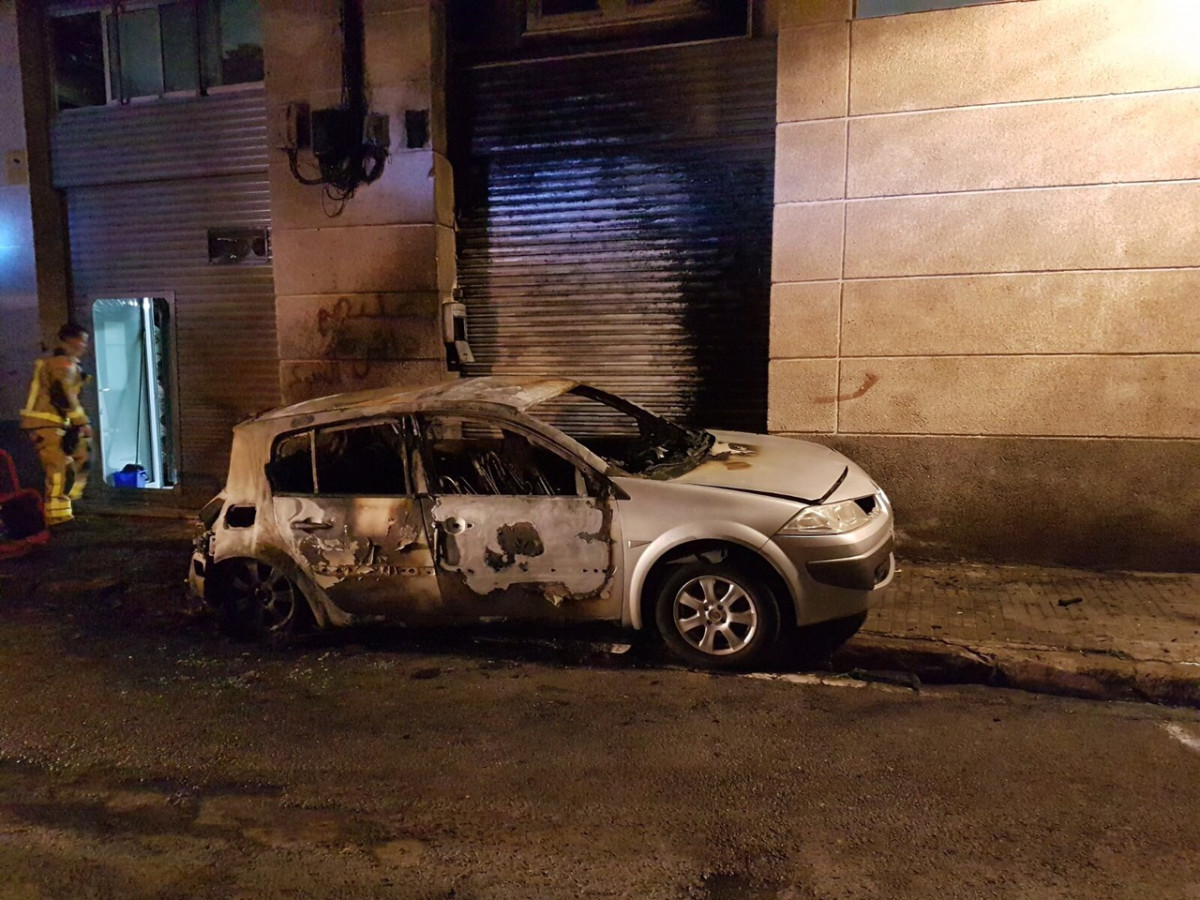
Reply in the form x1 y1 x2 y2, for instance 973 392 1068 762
6 151 28 186
273 103 310 151
363 113 390 150
311 108 360 159
281 102 389 205
278 104 390 156
404 110 429 149
443 301 474 369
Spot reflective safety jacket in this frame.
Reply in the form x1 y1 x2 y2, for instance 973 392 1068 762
20 348 89 431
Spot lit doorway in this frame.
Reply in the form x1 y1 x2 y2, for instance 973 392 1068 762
91 296 177 490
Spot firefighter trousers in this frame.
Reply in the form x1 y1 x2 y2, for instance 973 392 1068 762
25 426 91 524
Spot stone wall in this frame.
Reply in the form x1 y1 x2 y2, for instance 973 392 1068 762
264 0 454 404
771 0 1200 569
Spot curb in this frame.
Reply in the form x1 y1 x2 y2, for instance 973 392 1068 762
831 633 1200 708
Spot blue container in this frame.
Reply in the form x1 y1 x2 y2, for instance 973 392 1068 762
113 465 148 488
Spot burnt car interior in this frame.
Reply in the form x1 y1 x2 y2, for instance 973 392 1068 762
262 384 715 501
529 386 713 477
267 432 314 494
421 416 581 497
266 420 409 496
316 422 408 494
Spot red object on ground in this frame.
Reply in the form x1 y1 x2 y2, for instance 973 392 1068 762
0 449 49 559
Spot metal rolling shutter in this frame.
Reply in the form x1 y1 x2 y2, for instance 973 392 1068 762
51 90 278 501
454 38 777 432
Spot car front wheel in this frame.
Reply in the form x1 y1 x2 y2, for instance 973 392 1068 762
653 559 780 670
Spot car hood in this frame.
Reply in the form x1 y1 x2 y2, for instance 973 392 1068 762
670 430 873 504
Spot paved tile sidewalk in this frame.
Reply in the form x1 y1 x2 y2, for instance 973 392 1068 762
835 559 1200 706
872 560 1200 665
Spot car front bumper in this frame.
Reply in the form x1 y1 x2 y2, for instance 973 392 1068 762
805 534 894 591
768 503 894 627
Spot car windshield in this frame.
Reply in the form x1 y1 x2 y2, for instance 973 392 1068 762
527 385 714 478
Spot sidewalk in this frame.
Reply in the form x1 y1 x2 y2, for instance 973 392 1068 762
4 513 1199 706
832 560 1200 707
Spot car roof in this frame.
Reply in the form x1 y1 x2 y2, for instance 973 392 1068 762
242 375 580 428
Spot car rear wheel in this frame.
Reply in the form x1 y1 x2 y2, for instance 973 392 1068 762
217 559 307 644
654 559 780 670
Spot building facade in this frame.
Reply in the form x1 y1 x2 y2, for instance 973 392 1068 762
3 0 1197 569
770 0 1200 569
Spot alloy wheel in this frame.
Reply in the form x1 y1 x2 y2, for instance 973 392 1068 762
672 574 759 656
227 560 298 635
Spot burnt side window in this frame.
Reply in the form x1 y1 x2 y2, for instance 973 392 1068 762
421 416 583 497
314 421 409 496
267 432 315 494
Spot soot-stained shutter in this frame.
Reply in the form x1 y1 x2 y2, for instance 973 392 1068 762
454 38 776 431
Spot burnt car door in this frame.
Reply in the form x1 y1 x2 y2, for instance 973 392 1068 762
414 413 620 622
267 419 441 616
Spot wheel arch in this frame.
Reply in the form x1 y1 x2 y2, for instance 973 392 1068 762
208 547 349 630
629 530 799 634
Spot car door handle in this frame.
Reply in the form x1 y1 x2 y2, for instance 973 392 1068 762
293 519 332 532
438 516 469 535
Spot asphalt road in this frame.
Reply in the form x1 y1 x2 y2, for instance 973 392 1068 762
1 520 1198 899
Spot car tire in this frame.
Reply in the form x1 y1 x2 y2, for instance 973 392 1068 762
216 559 307 645
653 558 780 670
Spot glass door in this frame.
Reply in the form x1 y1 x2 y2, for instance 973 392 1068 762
91 296 177 490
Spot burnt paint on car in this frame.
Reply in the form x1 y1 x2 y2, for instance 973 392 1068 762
425 494 614 603
483 522 546 571
275 495 442 616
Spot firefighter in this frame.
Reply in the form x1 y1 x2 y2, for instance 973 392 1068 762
20 323 92 525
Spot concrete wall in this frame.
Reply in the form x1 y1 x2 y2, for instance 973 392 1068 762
0 0 41 486
771 0 1200 570
264 0 454 404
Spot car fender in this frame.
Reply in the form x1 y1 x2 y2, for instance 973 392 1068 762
625 521 802 631
210 540 354 630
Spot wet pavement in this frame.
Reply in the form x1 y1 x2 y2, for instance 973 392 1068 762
3 514 1200 898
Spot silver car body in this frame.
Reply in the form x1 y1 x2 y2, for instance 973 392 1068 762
190 376 894 636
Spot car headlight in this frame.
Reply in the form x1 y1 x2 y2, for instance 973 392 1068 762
777 499 870 535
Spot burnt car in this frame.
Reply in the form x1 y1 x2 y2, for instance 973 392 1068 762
189 376 893 668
